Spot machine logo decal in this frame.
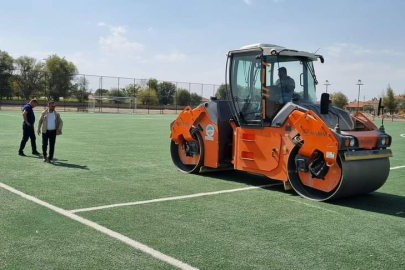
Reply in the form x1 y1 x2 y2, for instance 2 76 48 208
303 129 328 137
205 124 215 141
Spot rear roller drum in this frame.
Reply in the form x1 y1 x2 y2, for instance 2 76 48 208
287 146 390 201
170 132 204 173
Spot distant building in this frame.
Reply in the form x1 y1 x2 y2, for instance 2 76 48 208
346 95 404 113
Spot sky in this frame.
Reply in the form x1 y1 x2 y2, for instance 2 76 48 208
1 0 405 100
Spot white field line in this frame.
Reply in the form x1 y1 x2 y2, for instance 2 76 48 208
0 113 20 117
0 182 198 270
285 198 340 214
390 165 405 170
70 183 281 214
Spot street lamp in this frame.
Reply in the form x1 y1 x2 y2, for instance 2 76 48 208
324 80 331 93
356 79 363 113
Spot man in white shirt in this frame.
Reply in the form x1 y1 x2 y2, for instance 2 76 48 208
37 101 63 163
275 67 295 103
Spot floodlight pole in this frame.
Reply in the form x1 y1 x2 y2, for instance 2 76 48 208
324 80 331 93
356 79 363 113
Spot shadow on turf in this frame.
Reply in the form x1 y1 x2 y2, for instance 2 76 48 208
23 155 88 170
329 192 405 218
51 160 89 170
201 170 404 218
200 170 289 195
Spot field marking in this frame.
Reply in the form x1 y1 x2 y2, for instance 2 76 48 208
391 165 405 170
0 182 198 270
401 134 405 138
286 198 340 214
70 183 281 213
0 113 21 118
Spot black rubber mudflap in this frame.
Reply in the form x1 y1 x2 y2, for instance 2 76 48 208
288 147 390 201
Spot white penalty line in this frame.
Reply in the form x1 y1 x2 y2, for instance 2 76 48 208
285 198 340 214
0 182 198 270
390 165 405 170
70 183 281 214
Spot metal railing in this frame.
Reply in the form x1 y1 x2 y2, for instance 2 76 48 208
0 69 223 114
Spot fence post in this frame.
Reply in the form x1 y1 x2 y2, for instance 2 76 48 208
188 83 191 107
100 76 103 113
175 82 178 114
117 77 120 113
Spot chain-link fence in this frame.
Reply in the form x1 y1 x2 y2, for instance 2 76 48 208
0 69 222 114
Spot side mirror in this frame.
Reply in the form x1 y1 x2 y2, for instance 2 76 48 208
377 98 384 116
320 93 330 114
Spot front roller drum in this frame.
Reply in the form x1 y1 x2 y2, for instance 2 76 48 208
170 132 204 173
288 147 390 201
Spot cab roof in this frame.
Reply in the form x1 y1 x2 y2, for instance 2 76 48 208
233 43 321 61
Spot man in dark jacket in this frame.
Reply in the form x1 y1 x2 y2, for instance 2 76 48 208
18 99 41 156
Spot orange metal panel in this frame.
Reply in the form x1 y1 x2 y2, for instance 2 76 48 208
288 110 339 165
342 130 378 149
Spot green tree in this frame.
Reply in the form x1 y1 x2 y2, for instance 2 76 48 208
108 88 127 97
190 92 202 106
383 85 398 114
71 76 90 102
147 78 158 91
0 50 14 99
123 84 141 97
215 84 228 100
44 55 78 101
94 88 109 97
138 89 159 105
157 81 176 105
176 88 190 106
330 91 348 109
14 56 44 100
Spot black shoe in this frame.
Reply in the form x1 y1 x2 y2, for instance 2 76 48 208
43 156 47 162
47 159 53 163
18 152 26 156
32 151 41 155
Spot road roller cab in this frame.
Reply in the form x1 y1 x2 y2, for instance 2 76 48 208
170 43 393 201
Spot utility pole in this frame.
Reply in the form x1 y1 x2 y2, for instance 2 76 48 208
356 79 363 113
324 80 331 93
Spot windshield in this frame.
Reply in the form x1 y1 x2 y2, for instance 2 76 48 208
264 56 317 104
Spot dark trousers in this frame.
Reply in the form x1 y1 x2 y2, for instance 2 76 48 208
42 130 57 160
19 123 37 153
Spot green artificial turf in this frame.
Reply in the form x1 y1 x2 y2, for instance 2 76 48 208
0 110 404 269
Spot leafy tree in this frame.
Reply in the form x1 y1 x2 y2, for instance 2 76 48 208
0 50 14 99
215 84 228 100
44 55 78 101
108 88 126 97
157 81 176 105
71 76 90 102
123 84 141 97
363 105 374 113
94 88 109 97
147 78 158 91
138 89 159 105
190 92 202 106
14 56 44 100
176 88 190 106
383 85 398 114
330 91 348 109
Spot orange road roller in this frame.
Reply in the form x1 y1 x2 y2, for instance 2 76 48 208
170 44 393 201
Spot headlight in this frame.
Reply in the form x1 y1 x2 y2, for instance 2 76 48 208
381 137 386 145
350 138 355 147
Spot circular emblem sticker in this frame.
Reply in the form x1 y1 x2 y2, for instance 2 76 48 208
204 124 215 141
206 124 215 137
